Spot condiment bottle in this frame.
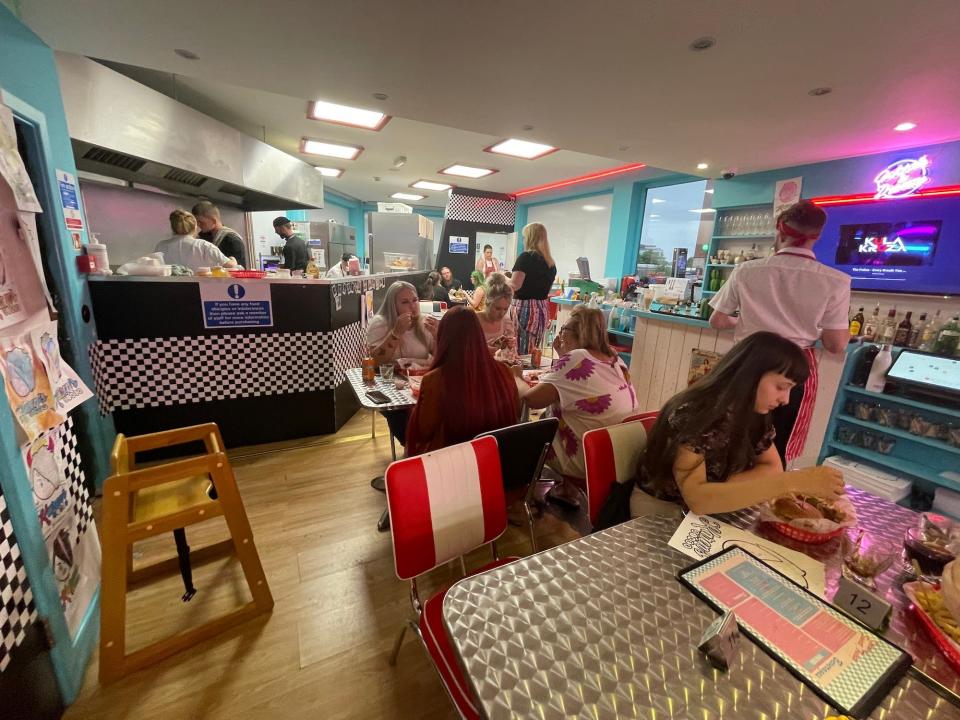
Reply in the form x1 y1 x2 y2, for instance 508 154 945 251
865 345 893 393
362 356 376 383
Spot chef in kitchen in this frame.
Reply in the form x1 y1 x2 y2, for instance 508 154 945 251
192 200 246 268
325 252 359 278
273 216 309 272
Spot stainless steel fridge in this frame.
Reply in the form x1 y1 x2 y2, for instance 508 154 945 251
367 212 435 273
306 220 357 270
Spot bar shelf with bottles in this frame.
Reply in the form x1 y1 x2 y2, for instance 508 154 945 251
817 310 960 508
703 204 777 299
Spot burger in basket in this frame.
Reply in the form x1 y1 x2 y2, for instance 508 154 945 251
758 492 858 543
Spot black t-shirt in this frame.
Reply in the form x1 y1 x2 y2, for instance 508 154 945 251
282 235 310 271
442 278 462 291
512 251 557 300
199 228 246 268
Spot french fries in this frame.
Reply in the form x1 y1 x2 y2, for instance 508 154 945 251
915 588 960 645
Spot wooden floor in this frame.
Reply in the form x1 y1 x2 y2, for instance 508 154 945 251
66 411 582 719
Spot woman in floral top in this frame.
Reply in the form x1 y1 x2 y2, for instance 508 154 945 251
515 306 637 480
632 331 845 516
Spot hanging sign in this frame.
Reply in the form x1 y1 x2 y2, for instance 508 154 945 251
200 280 273 328
873 155 931 199
449 236 470 254
0 243 25 329
774 177 803 216
56 170 84 231
0 103 42 213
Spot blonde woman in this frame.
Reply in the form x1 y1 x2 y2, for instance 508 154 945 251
510 222 557 354
155 210 229 270
476 272 518 354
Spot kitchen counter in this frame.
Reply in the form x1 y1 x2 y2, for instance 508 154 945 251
86 271 427 446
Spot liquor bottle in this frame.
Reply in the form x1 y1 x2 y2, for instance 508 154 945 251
919 310 943 351
849 307 865 337
907 312 927 349
893 311 913 346
865 344 893 393
878 306 898 344
862 303 881 341
935 316 960 356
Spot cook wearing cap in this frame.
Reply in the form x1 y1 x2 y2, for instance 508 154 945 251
273 216 309 272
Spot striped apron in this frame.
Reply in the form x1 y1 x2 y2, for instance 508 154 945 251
785 346 819 462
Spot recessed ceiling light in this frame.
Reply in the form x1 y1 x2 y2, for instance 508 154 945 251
697 162 709 170
372 92 389 101
808 87 832 96
522 124 535 131
486 138 557 160
648 214 661 218
689 36 716 51
300 138 363 160
307 100 390 130
439 164 498 178
582 204 606 212
894 121 917 132
314 166 344 178
391 192 425 201
689 208 717 214
174 48 199 60
411 180 452 191
651 198 666 204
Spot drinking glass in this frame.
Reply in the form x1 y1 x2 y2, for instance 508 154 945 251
842 529 897 590
379 364 394 382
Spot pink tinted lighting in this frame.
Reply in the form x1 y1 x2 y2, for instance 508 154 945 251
873 155 931 199
512 163 647 197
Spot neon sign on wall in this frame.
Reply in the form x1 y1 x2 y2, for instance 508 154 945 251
873 155 931 199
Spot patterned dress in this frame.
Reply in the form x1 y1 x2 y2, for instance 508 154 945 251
540 349 637 478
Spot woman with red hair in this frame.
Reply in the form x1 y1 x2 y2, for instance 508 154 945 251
405 306 520 456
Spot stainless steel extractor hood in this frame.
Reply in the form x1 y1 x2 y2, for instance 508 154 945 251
55 52 324 212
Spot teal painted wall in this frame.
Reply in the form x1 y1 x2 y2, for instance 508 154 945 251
0 4 111 703
713 140 960 208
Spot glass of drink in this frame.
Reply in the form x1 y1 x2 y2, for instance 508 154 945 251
841 529 896 590
379 364 394 383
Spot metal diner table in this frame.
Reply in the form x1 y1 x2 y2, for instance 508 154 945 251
443 489 960 719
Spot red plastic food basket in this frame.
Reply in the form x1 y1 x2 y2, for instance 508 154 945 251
767 522 845 545
904 582 960 675
228 270 267 279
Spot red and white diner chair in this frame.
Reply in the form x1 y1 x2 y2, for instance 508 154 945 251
418 300 447 314
582 417 652 528
385 436 517 719
623 410 659 433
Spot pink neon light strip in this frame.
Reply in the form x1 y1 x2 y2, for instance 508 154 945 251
512 163 647 197
811 184 960 207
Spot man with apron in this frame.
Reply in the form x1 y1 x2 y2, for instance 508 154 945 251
708 200 851 466
192 200 247 268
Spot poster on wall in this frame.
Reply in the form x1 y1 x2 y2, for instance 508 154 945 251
22 423 100 639
0 243 25 328
0 336 64 441
773 176 803 217
448 236 469 254
56 170 84 232
31 321 93 415
199 281 273 329
0 103 42 213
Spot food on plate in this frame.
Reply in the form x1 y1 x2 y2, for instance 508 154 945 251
771 494 848 523
944 559 960 623
913 585 960 645
449 288 468 301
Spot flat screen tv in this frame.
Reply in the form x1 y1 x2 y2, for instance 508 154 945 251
812 194 960 295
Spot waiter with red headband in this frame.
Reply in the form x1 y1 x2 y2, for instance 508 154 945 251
708 200 851 467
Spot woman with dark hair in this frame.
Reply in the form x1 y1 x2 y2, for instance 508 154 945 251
632 331 844 517
405 307 520 455
419 270 450 304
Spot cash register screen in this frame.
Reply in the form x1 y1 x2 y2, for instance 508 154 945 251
887 351 960 393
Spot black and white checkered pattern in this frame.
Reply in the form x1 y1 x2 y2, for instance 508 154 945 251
445 191 516 226
0 490 37 673
89 324 365 413
57 418 92 543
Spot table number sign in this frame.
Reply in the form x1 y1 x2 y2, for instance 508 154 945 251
833 575 893 631
679 546 911 719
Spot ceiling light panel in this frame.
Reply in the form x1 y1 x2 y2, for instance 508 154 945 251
486 138 557 159
300 139 363 160
315 166 344 177
391 192 425 201
894 122 917 132
439 164 497 178
307 100 390 130
411 180 452 191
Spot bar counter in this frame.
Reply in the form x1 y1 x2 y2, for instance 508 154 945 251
86 271 427 447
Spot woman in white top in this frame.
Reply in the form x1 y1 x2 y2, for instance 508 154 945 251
515 305 637 481
476 272 518 355
155 210 230 270
475 243 500 278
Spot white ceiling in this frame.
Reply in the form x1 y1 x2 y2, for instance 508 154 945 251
18 0 960 201
90 61 670 207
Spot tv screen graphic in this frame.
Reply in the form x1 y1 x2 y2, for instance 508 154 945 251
813 195 960 295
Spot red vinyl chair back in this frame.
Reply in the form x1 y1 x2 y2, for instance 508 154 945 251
623 410 659 433
582 419 650 526
385 437 507 580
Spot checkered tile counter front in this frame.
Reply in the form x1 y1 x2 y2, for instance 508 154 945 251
0 490 37 673
88 323 365 413
59 417 94 544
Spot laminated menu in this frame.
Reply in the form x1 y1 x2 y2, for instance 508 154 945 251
679 546 911 718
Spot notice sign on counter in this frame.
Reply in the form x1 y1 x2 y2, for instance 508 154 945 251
200 281 273 328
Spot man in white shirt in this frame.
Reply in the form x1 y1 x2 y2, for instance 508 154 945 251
325 253 356 278
709 200 851 466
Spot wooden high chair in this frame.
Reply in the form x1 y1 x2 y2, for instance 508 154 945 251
99 423 273 684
